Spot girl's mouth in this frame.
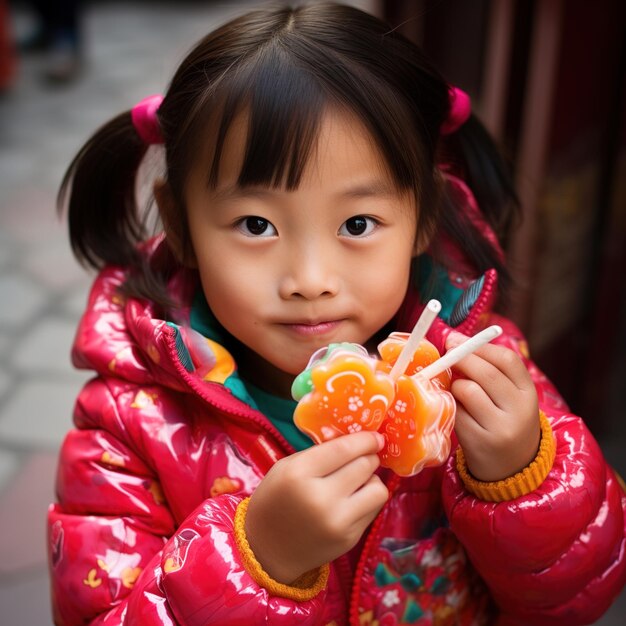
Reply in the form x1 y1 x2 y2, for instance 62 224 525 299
282 320 343 337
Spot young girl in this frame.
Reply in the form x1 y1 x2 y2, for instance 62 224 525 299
48 3 626 625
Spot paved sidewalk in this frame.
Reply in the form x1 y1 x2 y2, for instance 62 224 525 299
0 1 624 624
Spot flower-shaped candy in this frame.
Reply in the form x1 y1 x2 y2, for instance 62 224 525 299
292 345 395 445
377 374 455 476
376 332 451 389
376 333 455 476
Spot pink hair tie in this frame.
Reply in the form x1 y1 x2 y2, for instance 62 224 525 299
441 86 471 135
131 94 164 144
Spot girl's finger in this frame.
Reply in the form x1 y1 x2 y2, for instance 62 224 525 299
450 377 498 428
448 338 531 391
453 402 488 444
451 352 519 411
299 431 384 477
345 474 389 520
327 453 381 496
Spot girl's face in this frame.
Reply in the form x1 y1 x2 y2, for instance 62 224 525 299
182 109 420 396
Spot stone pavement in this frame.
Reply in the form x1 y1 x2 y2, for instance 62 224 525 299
0 1 624 624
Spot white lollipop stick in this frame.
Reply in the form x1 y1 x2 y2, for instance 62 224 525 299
389 299 442 380
417 325 503 380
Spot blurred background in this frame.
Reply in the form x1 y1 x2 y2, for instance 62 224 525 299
0 0 624 623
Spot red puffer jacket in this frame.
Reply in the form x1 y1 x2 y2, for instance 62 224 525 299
48 222 626 625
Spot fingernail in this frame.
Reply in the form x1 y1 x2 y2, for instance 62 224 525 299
374 432 385 450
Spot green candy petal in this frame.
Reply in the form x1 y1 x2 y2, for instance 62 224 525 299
291 369 313 400
291 342 368 401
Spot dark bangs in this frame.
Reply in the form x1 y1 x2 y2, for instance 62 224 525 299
206 42 327 190
163 4 448 224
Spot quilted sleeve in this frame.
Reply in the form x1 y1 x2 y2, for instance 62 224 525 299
48 378 329 626
442 316 626 625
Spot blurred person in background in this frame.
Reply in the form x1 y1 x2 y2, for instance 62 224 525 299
18 0 82 83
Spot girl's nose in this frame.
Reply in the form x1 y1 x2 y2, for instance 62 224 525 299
278 248 340 300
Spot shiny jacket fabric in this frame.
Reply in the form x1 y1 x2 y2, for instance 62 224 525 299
48 235 626 624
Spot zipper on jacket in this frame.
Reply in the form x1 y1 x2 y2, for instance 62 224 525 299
349 474 401 625
163 327 296 467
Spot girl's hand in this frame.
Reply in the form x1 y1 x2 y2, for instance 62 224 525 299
244 431 388 584
445 331 540 483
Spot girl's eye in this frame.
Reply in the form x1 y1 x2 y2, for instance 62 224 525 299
339 216 378 237
237 216 277 237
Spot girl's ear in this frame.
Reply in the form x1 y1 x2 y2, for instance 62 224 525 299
412 167 445 256
413 221 435 257
412 206 437 257
153 179 197 267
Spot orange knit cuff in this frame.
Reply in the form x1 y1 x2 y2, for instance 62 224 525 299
456 411 556 502
233 497 330 600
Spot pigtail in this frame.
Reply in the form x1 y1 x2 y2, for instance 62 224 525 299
448 115 520 242
58 111 181 314
438 115 521 302
58 111 148 271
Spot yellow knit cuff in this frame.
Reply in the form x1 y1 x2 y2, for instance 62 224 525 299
456 411 556 502
233 497 330 600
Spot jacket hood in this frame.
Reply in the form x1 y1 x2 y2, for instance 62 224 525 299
70 248 198 389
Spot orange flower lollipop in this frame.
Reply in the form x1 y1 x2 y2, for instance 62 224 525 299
292 301 449 474
291 299 503 478
375 323 504 475
375 330 456 476
376 331 451 389
292 344 395 443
